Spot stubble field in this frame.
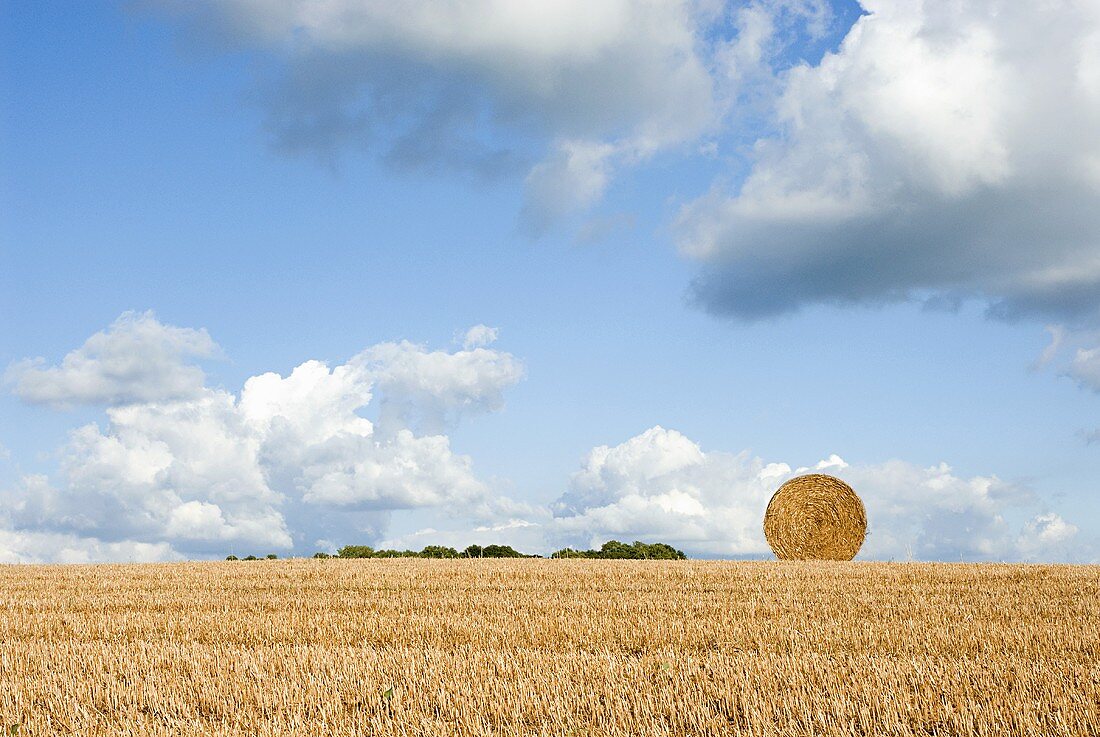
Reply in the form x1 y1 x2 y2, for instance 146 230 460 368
0 559 1097 736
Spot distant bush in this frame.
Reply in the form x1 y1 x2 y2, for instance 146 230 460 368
485 544 530 558
550 548 587 559
420 545 460 558
464 544 534 558
337 545 375 559
550 540 686 560
228 541 683 561
370 549 421 558
325 543 540 559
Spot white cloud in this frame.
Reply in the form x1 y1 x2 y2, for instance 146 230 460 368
353 336 524 434
677 1 1100 322
814 454 847 471
0 524 180 565
1015 513 1079 561
151 0 717 220
291 429 487 508
2 314 523 561
1070 346 1100 391
146 1 1100 323
4 311 217 407
841 459 1035 561
148 0 836 230
239 359 374 443
460 325 499 350
520 140 619 234
1025 323 1100 392
1033 325 1067 371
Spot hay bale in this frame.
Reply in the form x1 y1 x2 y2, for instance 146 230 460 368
763 474 866 561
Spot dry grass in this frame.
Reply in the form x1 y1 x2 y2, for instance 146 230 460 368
1 559 1097 736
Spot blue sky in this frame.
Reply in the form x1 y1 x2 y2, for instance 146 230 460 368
2 0 1099 562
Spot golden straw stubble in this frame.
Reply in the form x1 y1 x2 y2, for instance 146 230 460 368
1 559 1098 736
764 473 867 560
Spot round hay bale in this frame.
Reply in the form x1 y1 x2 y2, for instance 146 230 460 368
763 474 866 561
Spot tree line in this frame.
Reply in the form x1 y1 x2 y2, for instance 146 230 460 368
549 540 686 559
225 540 687 560
324 544 534 559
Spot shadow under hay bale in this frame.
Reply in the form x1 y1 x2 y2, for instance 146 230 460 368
763 473 867 561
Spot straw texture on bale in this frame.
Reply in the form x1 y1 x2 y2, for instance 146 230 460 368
764 473 867 561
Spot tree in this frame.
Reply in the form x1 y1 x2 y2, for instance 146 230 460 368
481 544 526 558
420 545 460 558
337 545 375 559
548 547 587 558
328 542 539 559
597 540 635 559
550 540 687 560
631 542 686 560
371 549 419 558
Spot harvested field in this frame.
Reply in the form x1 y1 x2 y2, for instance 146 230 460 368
1 559 1097 736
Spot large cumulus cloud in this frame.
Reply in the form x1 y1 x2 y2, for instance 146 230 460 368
150 0 715 228
676 1 1100 322
0 313 523 562
145 1 1100 321
146 0 837 232
5 311 218 406
383 426 1092 562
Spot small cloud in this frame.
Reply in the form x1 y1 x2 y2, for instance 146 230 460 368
1031 324 1066 371
356 335 523 434
1069 346 1100 392
1016 513 1080 561
459 325 499 350
520 140 617 236
472 519 536 533
815 454 848 470
5 311 217 407
697 141 719 158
